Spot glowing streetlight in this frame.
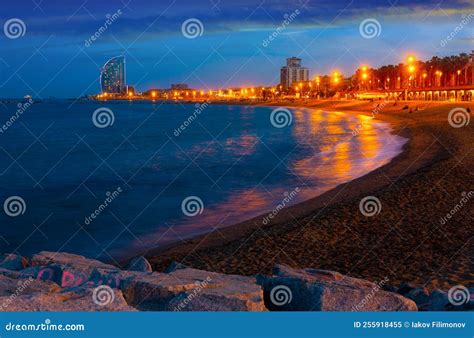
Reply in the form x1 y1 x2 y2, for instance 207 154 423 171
151 91 157 98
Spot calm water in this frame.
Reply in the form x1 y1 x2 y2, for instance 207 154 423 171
0 101 406 261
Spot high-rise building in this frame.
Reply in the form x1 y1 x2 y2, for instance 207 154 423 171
100 56 126 94
280 57 309 90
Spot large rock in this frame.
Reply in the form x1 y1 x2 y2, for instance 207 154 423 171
30 252 119 288
31 251 116 270
0 254 27 271
126 256 152 273
119 267 265 311
0 274 59 297
257 265 417 311
399 287 474 311
0 285 136 311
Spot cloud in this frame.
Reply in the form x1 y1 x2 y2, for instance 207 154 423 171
5 0 473 43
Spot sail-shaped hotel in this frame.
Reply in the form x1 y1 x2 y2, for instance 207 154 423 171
100 55 126 94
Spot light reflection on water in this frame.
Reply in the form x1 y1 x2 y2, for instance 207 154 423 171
0 102 407 260
130 108 406 254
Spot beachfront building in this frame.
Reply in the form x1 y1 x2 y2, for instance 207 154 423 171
280 57 309 91
100 55 126 94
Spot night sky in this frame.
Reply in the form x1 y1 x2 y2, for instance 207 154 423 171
0 0 472 98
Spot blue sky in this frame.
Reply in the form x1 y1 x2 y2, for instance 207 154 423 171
0 0 472 98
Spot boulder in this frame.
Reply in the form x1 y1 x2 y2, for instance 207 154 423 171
31 251 116 270
30 252 119 288
398 284 473 311
0 254 27 271
164 261 189 273
18 265 64 286
257 265 417 311
0 274 60 311
0 285 136 311
120 267 265 311
126 256 152 273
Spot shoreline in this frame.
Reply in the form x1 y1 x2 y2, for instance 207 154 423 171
144 99 473 291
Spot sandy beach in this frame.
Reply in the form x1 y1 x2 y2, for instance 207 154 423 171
146 99 473 291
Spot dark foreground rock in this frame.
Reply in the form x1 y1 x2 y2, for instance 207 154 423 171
257 265 417 311
126 256 152 273
397 283 474 311
1 252 469 312
0 254 27 271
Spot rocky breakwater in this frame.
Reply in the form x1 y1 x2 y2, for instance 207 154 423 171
0 252 471 312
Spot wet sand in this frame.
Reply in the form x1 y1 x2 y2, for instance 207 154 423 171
146 100 474 291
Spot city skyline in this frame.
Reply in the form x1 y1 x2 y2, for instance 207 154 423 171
0 0 472 98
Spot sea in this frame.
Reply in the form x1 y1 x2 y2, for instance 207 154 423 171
0 100 407 261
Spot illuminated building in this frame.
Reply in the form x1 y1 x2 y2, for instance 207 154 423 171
100 55 126 94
